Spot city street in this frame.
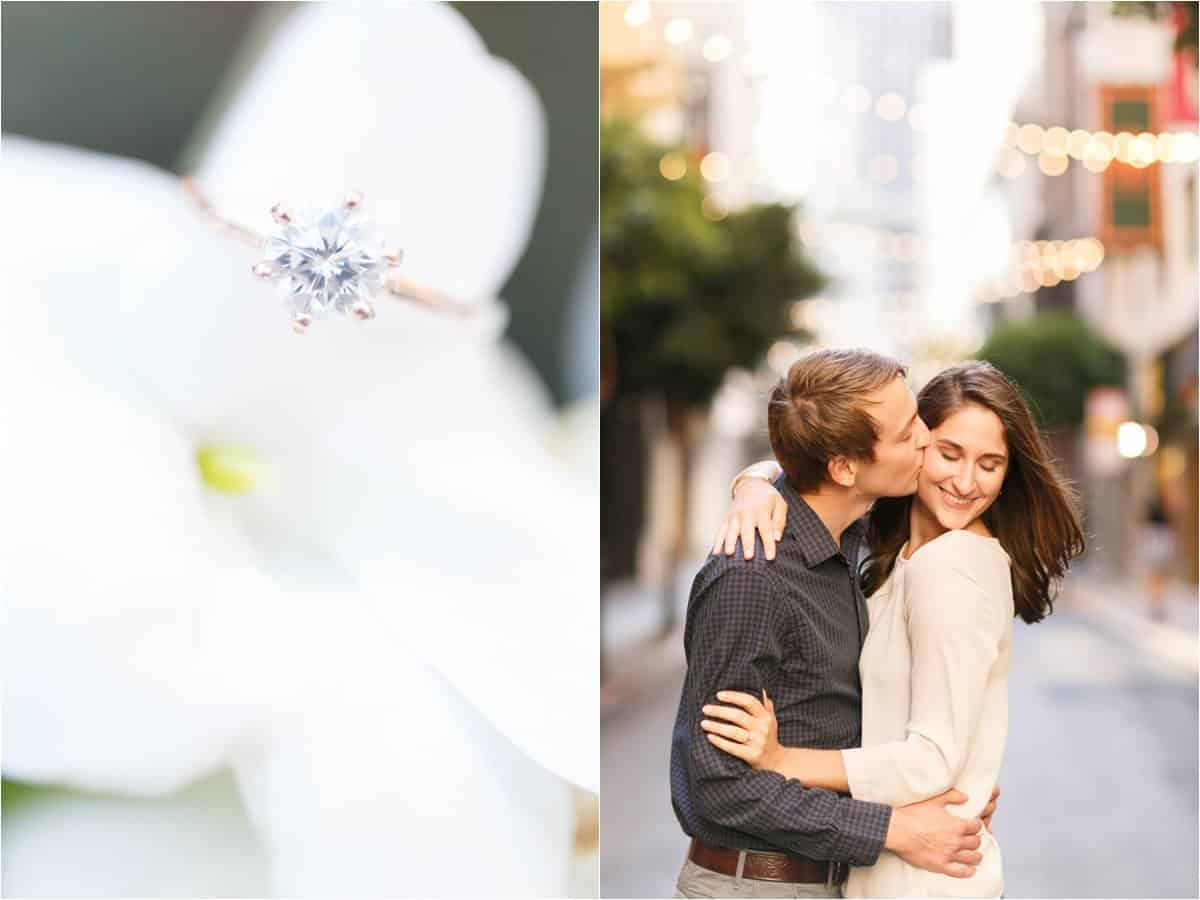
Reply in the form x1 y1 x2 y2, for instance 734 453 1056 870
600 597 1198 898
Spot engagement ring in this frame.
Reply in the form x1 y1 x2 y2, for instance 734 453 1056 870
183 179 476 333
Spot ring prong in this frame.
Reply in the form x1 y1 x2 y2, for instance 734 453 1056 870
292 312 313 334
270 203 293 225
252 261 276 280
383 247 404 266
352 299 376 321
344 190 364 211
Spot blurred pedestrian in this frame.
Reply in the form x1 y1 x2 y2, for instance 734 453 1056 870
1142 499 1177 623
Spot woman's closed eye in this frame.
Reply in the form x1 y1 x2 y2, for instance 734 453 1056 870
940 448 998 475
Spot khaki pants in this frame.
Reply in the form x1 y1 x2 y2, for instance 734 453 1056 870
673 858 841 899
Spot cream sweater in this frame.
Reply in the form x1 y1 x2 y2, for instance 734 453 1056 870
841 529 1014 898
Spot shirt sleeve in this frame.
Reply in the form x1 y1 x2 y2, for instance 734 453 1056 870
840 537 1009 807
686 564 892 866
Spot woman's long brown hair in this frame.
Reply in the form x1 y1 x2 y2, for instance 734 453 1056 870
861 361 1086 624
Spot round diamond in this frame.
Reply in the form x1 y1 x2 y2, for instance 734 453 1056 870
264 206 387 318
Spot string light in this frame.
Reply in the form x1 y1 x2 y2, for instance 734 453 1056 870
633 34 1200 172
1016 123 1045 155
875 93 907 122
794 221 1106 310
1130 133 1157 167
617 9 1198 185
659 152 687 181
1114 132 1134 163
624 0 651 28
1004 122 1199 170
797 221 1106 287
703 34 733 62
1117 422 1149 458
732 38 1199 172
1083 143 1113 173
1017 270 1041 293
664 18 693 46
1068 129 1092 159
1038 151 1069 176
1043 126 1070 156
1157 132 1176 161
700 151 731 182
746 43 1200 169
994 122 1200 176
978 236 1106 302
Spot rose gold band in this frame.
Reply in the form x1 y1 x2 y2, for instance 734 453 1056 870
182 176 263 250
382 272 476 318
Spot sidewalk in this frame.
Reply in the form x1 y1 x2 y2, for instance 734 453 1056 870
600 563 697 715
1059 568 1198 676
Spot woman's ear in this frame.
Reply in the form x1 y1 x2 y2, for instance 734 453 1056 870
827 456 857 488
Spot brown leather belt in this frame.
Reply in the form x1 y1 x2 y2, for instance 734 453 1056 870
689 838 842 884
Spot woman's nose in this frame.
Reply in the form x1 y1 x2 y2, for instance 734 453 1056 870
952 468 975 496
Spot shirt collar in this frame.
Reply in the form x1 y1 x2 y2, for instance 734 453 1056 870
775 475 849 568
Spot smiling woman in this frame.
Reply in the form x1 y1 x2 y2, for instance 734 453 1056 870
863 362 1086 625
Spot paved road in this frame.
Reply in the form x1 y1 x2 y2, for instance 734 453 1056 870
600 608 1198 898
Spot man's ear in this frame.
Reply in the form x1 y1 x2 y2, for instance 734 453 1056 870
827 455 857 488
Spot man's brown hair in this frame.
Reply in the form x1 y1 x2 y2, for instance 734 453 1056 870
767 348 908 493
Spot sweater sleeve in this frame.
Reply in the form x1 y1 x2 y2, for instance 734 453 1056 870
840 534 1010 806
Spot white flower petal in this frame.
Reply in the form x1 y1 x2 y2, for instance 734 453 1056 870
239 345 600 792
194 1 545 303
0 773 269 898
231 596 574 897
1 304 287 794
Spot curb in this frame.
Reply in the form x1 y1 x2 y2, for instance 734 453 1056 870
1063 580 1198 676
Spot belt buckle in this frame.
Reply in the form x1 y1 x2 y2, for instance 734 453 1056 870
826 861 848 888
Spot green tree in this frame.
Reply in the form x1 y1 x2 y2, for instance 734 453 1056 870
602 119 824 409
601 119 825 631
977 311 1126 429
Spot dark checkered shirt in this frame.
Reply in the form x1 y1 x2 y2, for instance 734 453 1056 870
670 475 892 866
